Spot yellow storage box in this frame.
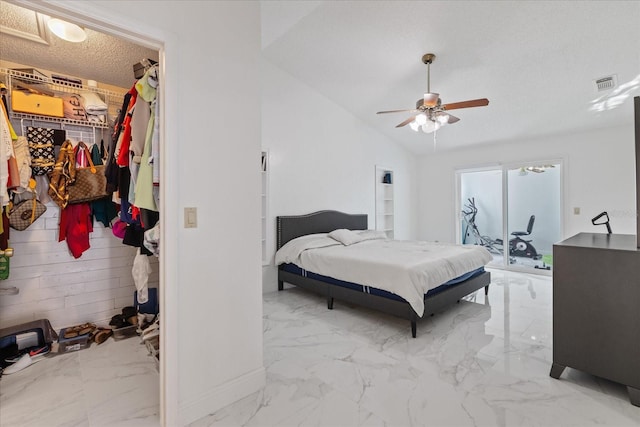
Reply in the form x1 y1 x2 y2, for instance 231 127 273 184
11 90 64 118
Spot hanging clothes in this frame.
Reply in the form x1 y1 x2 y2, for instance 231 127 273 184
128 68 153 206
58 143 94 259
89 143 118 227
0 101 16 207
129 82 150 164
0 207 9 250
58 203 93 259
105 91 132 193
123 209 158 256
144 223 160 256
151 83 160 186
116 85 138 167
132 248 151 303
133 66 159 212
11 136 32 193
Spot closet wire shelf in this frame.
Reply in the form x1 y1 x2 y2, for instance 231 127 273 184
1 68 125 130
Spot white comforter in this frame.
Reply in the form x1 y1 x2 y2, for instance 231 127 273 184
275 230 492 317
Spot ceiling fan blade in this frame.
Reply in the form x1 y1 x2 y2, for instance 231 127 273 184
442 98 489 111
446 114 460 124
396 115 417 128
377 108 419 115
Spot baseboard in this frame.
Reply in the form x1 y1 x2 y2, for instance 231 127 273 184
178 366 266 426
262 265 278 294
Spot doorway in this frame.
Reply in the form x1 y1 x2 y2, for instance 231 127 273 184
1 1 175 425
458 160 562 273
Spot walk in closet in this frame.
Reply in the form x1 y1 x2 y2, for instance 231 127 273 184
0 2 162 424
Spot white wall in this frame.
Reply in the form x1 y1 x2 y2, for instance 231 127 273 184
21 1 266 426
418 125 637 244
261 60 418 292
142 3 265 425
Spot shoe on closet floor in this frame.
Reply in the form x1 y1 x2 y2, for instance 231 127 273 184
109 315 128 329
90 327 113 345
2 353 39 375
63 323 96 339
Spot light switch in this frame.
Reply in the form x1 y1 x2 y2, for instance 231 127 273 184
184 207 197 228
573 207 580 215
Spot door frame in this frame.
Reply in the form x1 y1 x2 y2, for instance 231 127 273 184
13 1 179 425
456 158 564 276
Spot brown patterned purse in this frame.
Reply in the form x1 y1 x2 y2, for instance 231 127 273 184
9 198 46 231
67 143 109 204
9 179 46 231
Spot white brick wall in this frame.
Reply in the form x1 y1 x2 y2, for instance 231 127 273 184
0 202 159 332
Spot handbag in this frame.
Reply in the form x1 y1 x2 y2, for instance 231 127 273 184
9 178 46 231
67 143 110 204
47 140 75 209
26 126 56 175
9 197 46 231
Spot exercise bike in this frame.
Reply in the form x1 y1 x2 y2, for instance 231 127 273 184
462 198 543 261
496 214 541 260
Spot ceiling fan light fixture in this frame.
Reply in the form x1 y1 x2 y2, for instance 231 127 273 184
47 18 87 43
421 120 441 134
435 112 450 125
423 92 439 108
376 52 488 138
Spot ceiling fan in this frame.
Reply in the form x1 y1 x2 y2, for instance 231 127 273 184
377 53 489 133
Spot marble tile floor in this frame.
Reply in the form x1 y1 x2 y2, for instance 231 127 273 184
3 269 639 427
0 334 159 427
194 268 640 427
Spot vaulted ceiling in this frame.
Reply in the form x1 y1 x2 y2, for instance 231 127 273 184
261 1 640 154
2 1 639 156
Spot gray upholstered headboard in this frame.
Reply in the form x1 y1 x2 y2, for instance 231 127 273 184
276 210 368 249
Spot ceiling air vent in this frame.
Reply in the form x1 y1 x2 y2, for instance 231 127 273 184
594 75 617 92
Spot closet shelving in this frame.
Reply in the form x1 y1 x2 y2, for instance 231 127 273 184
375 166 394 239
1 68 124 130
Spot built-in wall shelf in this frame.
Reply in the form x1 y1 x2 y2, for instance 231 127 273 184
375 165 394 239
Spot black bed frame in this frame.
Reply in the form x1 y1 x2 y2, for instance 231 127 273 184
276 210 491 338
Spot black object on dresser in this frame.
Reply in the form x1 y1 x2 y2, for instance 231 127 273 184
550 232 640 406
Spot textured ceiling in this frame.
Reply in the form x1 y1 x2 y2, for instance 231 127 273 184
0 1 158 89
261 1 640 155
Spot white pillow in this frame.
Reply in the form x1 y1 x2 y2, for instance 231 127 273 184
328 229 363 246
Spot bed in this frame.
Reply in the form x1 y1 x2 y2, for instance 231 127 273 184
276 210 492 338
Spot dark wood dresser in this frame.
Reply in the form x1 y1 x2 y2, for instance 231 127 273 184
551 232 640 406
